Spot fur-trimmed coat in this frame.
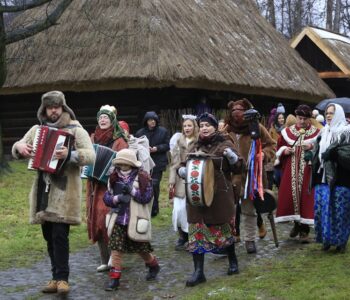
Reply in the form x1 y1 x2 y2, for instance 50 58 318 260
12 113 95 225
187 133 243 224
169 134 197 198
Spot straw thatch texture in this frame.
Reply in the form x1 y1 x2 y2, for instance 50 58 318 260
2 0 334 101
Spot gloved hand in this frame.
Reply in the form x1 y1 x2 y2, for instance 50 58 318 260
223 148 238 165
117 193 131 204
178 167 187 179
122 183 132 195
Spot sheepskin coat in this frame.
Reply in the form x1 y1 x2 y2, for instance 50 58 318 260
12 112 95 225
169 134 197 198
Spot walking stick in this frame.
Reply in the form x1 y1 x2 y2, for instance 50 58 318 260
268 212 279 248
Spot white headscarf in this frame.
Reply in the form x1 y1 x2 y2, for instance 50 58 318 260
319 103 350 164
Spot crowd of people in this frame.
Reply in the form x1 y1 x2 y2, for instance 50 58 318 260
11 91 350 294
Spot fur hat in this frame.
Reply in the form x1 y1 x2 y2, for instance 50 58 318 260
197 112 218 129
112 149 142 168
295 104 312 118
227 98 254 111
37 91 76 121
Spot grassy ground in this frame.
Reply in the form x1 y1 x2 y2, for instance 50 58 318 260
0 160 172 270
183 242 350 299
2 161 350 299
0 161 92 269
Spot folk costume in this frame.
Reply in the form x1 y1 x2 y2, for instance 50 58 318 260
12 91 95 290
225 99 276 253
275 105 320 239
169 115 198 250
311 104 350 252
183 113 243 287
86 105 128 272
103 149 159 291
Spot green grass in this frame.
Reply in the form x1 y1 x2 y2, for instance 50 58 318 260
0 160 90 269
183 242 350 300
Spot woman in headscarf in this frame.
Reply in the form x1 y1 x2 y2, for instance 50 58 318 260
311 103 350 253
178 113 243 286
86 105 128 272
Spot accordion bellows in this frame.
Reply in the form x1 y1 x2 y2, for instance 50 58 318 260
82 144 117 184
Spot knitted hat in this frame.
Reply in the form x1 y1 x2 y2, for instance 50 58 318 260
112 149 142 168
295 104 312 118
316 114 324 123
97 105 117 123
198 112 218 129
37 90 76 121
118 120 130 133
276 103 285 114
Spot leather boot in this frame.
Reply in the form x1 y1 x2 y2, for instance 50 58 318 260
145 257 160 281
105 268 121 291
226 244 239 275
175 228 188 251
186 253 206 287
289 222 300 238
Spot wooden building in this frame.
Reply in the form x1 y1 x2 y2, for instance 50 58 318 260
291 26 350 97
0 1 334 154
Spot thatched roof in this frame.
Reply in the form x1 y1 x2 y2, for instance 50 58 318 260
2 0 334 102
291 26 350 78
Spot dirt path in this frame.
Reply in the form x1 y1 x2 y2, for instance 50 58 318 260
0 221 307 300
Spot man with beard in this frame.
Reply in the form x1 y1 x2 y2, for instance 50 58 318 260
12 91 95 294
225 99 276 254
275 104 320 242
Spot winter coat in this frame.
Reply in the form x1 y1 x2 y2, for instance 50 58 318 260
134 111 170 173
311 134 350 190
103 168 153 226
187 133 243 225
12 112 95 225
229 124 276 198
86 135 128 243
169 134 197 198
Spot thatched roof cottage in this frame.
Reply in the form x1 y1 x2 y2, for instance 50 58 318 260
1 0 334 153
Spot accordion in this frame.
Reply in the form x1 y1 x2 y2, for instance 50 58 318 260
28 126 75 174
81 144 117 184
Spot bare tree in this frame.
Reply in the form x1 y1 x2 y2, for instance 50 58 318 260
326 0 334 30
0 0 72 174
333 0 341 32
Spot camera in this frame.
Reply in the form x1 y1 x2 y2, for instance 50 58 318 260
243 108 261 140
243 108 261 121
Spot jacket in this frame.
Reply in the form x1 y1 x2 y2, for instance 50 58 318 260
134 111 170 172
12 112 95 225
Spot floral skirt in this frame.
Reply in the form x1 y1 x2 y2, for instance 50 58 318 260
314 184 350 247
109 224 153 253
187 223 234 254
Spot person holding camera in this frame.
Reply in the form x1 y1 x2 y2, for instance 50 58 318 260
225 98 276 254
103 149 159 291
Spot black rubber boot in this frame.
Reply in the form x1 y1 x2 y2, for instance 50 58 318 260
175 228 188 251
226 244 239 275
145 257 160 281
186 253 206 287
